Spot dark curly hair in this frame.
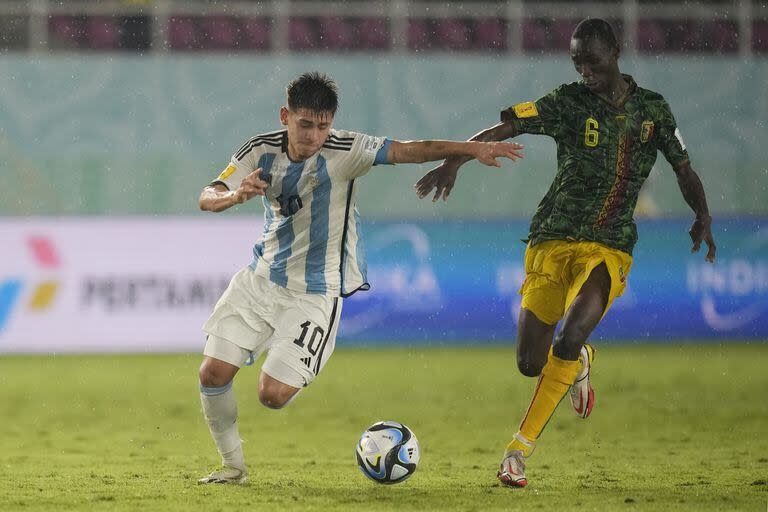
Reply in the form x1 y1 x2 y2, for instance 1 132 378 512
572 18 619 50
286 72 339 116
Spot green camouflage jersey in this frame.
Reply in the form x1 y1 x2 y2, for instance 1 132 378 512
501 74 689 255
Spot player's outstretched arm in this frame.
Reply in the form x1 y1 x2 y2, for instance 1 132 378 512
199 169 268 213
386 138 523 168
415 121 519 202
673 162 716 262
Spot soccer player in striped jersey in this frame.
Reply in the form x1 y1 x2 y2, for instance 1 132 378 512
416 19 716 487
196 72 524 484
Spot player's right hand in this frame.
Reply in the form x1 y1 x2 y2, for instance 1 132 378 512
473 141 524 168
415 163 459 202
233 168 268 204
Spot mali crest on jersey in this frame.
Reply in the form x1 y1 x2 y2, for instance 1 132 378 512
640 120 654 143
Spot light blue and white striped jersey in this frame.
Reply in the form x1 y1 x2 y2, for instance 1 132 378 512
212 128 388 297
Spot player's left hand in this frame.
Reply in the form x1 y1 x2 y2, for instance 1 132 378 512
473 141 524 167
689 215 716 262
233 168 269 204
415 163 458 202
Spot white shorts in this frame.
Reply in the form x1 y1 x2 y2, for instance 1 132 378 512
202 267 342 388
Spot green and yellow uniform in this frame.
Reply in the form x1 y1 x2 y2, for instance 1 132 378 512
500 76 693 457
502 75 689 325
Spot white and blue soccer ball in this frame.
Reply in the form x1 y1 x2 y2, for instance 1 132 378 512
355 421 420 484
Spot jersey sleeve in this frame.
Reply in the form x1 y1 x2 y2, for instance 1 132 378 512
655 99 690 169
373 139 393 165
210 139 257 190
339 132 388 180
500 86 564 138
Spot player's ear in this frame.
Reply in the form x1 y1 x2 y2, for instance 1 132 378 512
279 106 289 126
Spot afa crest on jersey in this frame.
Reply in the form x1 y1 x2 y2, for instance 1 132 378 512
640 121 654 143
306 174 320 190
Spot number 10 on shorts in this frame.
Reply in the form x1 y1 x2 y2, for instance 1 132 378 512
293 321 327 374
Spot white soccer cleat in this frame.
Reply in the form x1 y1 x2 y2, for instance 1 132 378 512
570 343 596 419
497 450 528 488
197 465 248 485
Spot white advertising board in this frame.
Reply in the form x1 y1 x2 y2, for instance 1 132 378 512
0 217 262 353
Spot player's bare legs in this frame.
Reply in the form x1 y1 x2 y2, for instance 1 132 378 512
499 311 556 487
516 309 556 377
555 264 608 420
198 356 247 484
258 371 301 409
552 263 610 360
500 264 610 487
199 356 240 388
198 356 305 484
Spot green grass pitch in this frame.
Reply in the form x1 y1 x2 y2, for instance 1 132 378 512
1 344 766 511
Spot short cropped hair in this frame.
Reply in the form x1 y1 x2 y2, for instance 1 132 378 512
286 72 339 116
572 18 619 49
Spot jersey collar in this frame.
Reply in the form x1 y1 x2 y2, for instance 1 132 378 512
589 74 637 110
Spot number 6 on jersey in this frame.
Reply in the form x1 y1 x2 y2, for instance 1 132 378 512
584 117 599 147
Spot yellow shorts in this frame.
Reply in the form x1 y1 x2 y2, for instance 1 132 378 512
519 240 633 325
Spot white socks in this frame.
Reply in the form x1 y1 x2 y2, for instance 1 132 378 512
200 382 245 470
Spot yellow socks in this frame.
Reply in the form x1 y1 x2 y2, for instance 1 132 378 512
505 432 536 457
506 352 581 457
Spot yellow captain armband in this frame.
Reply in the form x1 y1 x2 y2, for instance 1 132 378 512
513 101 539 118
217 164 237 180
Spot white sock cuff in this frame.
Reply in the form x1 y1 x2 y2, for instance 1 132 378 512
200 382 233 396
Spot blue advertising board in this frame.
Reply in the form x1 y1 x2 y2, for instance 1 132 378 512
339 218 767 343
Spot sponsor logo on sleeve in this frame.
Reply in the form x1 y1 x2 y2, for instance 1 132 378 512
217 164 237 181
513 102 539 119
363 136 383 152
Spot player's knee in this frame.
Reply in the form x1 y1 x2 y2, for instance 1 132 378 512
198 360 233 389
258 395 287 409
258 388 294 410
517 354 544 377
258 379 298 410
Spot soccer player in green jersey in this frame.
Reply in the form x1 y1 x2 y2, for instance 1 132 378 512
415 18 716 487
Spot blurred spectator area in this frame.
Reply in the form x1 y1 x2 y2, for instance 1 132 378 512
287 17 390 51
0 1 766 54
48 15 151 51
168 16 273 51
408 18 507 51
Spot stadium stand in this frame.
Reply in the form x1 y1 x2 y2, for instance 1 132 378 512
0 1 764 54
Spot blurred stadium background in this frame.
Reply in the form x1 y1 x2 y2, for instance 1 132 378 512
1 2 767 510
0 0 766 350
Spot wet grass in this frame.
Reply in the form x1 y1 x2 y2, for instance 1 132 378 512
0 343 766 511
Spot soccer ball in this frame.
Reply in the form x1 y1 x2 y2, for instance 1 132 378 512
355 421 420 484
